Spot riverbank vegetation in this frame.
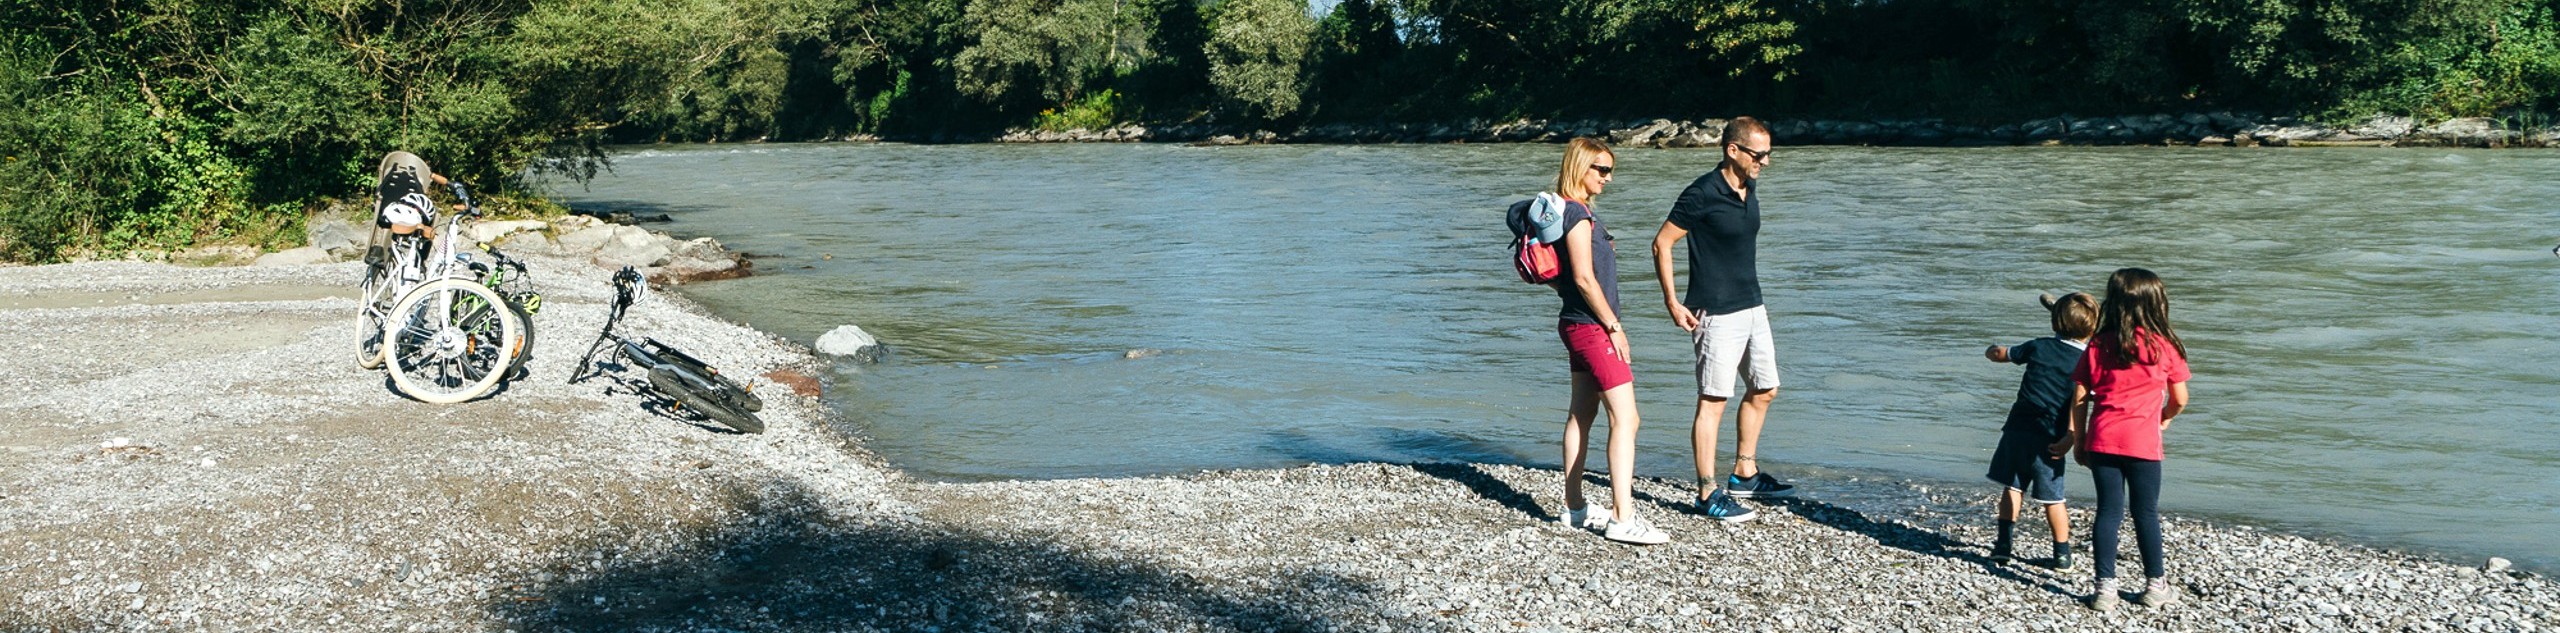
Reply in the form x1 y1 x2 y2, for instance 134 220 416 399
4 0 2557 261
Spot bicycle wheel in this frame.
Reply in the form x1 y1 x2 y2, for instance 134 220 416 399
355 262 396 370
649 366 766 434
708 372 764 412
503 299 536 378
385 278 522 403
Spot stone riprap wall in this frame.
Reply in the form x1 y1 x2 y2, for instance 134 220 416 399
987 114 2560 148
269 213 751 284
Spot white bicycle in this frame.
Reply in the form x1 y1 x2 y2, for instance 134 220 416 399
354 156 530 403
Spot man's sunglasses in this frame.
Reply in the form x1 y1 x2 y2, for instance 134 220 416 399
1590 164 1615 176
1730 144 1772 163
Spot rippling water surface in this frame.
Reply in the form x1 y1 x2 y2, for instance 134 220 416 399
551 143 2560 571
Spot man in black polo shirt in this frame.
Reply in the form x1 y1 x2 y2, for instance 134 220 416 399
1650 116 1794 523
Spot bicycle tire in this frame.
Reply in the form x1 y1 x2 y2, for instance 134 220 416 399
646 341 761 412
649 366 765 434
712 373 764 412
355 262 397 370
504 299 536 376
385 278 522 404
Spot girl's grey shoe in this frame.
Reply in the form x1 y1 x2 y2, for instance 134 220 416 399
2089 578 2123 613
2138 578 2181 608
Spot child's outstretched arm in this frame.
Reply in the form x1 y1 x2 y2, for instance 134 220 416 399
1984 345 2009 362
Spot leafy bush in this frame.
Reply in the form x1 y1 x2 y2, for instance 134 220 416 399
1035 88 1123 130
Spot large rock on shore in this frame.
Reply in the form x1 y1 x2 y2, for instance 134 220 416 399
464 220 549 245
555 224 620 253
307 218 371 259
814 324 884 362
1610 119 1680 147
2403 117 2515 147
594 228 674 268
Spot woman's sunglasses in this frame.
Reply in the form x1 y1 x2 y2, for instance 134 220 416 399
1589 164 1615 176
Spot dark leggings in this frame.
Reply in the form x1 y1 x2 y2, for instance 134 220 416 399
2087 453 2165 580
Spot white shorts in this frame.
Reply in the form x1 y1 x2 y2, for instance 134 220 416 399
1692 305 1779 399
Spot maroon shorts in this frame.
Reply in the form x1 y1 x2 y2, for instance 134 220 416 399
1558 321 1633 391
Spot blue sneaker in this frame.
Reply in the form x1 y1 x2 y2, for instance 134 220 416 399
1693 488 1759 523
1724 471 1796 499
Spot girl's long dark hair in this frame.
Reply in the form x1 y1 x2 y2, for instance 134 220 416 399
2097 267 2186 366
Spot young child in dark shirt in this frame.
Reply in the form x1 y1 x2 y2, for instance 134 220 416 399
1980 292 2098 568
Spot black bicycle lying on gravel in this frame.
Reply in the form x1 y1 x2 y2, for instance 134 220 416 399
571 267 766 434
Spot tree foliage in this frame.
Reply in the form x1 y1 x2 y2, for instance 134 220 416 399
3 0 2555 261
1207 0 1315 119
953 0 1146 106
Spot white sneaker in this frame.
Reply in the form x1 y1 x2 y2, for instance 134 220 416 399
1604 517 1670 545
1563 506 1611 531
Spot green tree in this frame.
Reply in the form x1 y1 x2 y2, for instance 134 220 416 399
1123 0 1214 118
952 0 1146 106
1306 0 1402 118
1207 0 1314 120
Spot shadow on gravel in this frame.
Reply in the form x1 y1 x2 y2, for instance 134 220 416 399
493 481 1420 631
1775 498 2078 599
1258 427 1524 468
1412 462 1556 523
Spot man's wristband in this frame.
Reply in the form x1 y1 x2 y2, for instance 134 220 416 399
1603 321 1623 333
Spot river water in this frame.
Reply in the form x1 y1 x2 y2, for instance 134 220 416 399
550 142 2560 571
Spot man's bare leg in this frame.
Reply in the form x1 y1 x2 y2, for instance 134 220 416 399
1691 395 1729 499
1731 388 1776 478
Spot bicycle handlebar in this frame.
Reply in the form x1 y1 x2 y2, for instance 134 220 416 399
449 182 481 219
612 266 645 306
572 266 647 384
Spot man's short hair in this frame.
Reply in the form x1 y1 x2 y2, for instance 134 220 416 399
1721 116 1770 148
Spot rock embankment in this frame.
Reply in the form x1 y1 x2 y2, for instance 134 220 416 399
265 212 751 285
986 113 2560 148
1 260 2554 631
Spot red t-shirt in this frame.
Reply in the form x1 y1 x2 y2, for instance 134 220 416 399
2072 330 2190 460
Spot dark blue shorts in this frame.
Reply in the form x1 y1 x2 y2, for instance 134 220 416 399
1985 429 2067 504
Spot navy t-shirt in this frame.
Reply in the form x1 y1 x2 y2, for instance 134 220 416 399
2004 337 2087 438
1551 201 1619 324
1665 170 1762 315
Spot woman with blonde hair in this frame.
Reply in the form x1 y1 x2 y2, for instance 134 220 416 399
1545 137 1667 545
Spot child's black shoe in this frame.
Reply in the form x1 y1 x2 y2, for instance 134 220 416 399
2051 541 2075 570
1990 530 2016 563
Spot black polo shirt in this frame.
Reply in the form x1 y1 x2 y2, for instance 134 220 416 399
1665 168 1762 314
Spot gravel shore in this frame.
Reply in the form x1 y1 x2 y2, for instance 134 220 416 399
3 257 2552 632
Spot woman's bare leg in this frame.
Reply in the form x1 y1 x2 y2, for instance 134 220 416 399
1600 382 1642 521
1561 371 1601 512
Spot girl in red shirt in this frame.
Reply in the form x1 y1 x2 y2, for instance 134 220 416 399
2068 268 2191 613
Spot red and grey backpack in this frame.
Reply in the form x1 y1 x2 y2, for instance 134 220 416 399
1506 193 1571 284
